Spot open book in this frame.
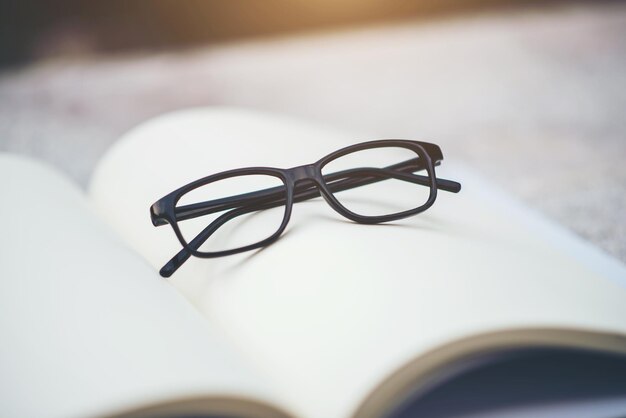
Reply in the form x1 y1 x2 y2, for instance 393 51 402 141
2 108 626 418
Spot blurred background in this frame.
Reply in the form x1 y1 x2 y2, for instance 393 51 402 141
0 0 568 66
0 0 625 260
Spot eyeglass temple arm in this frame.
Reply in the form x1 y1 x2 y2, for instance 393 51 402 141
159 164 460 277
159 198 283 277
166 158 461 225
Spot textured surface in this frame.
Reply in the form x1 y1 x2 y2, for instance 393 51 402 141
0 2 625 261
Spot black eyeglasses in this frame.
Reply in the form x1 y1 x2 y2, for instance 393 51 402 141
150 140 461 278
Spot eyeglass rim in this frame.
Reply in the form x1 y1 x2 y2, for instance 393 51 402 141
155 168 293 258
315 140 438 225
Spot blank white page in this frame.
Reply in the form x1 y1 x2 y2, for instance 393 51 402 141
90 108 626 418
0 154 287 418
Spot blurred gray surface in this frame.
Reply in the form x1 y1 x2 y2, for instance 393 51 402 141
0 2 625 261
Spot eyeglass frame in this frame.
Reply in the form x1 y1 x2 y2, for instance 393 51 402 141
150 139 461 277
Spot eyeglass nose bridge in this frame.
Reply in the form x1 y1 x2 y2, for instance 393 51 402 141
289 163 338 209
290 163 319 182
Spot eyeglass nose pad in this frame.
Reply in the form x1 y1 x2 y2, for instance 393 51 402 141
316 183 345 213
318 188 336 207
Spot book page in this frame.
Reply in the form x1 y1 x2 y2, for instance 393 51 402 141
89 107 626 418
0 154 291 418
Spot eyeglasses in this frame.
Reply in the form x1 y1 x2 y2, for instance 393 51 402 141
150 140 461 278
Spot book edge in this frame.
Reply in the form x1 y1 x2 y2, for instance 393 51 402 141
353 327 626 418
105 395 295 418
